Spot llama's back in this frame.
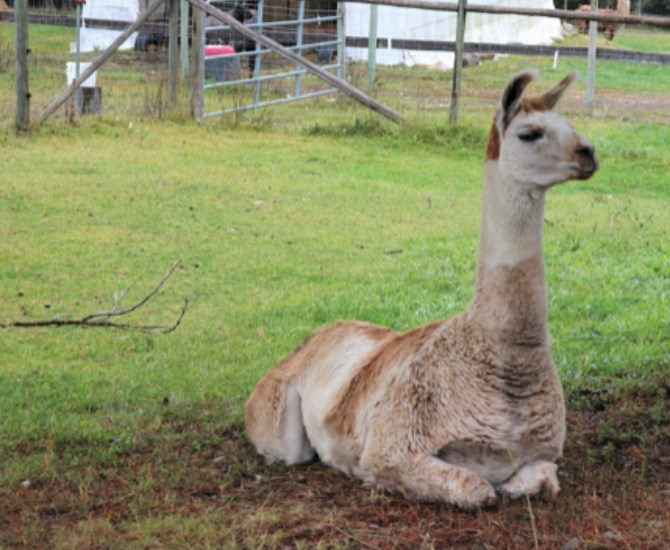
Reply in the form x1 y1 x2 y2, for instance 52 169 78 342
245 321 395 465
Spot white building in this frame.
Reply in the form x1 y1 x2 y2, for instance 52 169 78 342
75 0 139 53
345 0 562 69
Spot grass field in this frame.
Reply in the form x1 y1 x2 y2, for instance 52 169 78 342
1 20 669 549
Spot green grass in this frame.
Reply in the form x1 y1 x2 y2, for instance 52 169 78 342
454 53 670 96
1 112 668 485
557 26 670 54
0 20 669 548
612 27 670 53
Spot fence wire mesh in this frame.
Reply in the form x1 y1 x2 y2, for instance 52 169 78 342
200 0 341 118
0 3 669 128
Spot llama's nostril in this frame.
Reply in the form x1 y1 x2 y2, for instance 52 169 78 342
574 144 598 174
574 145 595 159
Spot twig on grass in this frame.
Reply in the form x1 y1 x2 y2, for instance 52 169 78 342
0 261 187 333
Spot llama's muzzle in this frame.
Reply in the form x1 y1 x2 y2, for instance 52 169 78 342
572 143 599 179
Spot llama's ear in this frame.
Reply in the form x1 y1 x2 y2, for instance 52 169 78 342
499 71 536 127
540 72 577 110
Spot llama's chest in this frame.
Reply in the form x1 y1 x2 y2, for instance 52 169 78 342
433 389 565 485
437 439 556 486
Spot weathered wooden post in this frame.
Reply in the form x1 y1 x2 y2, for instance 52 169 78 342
449 0 467 125
180 0 190 77
73 0 82 112
190 3 204 119
168 0 180 106
15 0 30 132
337 2 345 81
586 0 597 115
368 4 378 86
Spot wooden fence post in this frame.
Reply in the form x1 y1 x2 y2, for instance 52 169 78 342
168 0 180 107
586 0 597 115
190 4 204 119
180 0 190 77
368 4 378 86
337 1 345 81
449 0 466 125
14 0 29 132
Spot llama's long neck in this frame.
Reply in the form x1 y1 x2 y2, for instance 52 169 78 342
467 160 549 348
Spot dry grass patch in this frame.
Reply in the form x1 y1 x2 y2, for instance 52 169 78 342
2 390 668 549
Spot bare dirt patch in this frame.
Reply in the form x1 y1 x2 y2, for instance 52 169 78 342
2 392 668 549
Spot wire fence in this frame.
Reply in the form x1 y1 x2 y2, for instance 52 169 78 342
200 0 343 118
0 2 669 129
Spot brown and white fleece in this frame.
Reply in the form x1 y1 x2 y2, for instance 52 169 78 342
245 71 598 509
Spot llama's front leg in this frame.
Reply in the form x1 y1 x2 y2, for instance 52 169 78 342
497 460 560 499
371 455 497 510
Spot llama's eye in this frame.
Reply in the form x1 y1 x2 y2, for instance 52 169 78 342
518 130 544 143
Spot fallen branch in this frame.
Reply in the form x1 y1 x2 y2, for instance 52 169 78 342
0 262 187 333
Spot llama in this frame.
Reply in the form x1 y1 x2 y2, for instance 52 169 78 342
574 0 630 40
245 72 598 509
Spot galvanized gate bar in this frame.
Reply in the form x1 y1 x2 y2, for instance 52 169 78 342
205 88 338 118
202 0 338 116
252 0 263 105
204 63 341 91
191 0 404 123
207 14 340 32
294 0 305 97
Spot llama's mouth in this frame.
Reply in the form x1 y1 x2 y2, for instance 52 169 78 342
574 165 597 179
572 155 599 180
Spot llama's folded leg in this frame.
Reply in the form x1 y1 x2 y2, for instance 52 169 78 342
497 460 559 499
369 455 497 510
246 373 315 465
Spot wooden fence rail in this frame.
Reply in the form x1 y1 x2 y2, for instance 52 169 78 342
350 0 670 28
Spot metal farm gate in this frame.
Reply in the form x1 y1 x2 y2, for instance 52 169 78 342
198 0 344 119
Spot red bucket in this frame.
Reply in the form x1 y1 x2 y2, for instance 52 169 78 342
205 45 235 57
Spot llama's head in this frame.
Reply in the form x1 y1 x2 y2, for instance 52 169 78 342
487 71 598 190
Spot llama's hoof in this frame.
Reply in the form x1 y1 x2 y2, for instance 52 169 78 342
497 461 560 500
454 473 497 509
